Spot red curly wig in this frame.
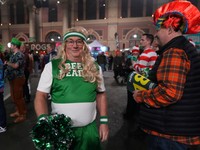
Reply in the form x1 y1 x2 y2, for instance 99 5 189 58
153 0 200 34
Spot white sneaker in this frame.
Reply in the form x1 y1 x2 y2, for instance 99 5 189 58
0 127 6 133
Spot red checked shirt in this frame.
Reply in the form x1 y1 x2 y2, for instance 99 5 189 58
137 48 200 145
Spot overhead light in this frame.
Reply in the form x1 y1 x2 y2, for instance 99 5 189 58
133 34 137 39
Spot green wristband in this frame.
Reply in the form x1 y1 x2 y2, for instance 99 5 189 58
100 116 108 124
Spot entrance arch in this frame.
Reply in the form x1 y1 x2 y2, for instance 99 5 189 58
125 28 145 48
45 31 62 42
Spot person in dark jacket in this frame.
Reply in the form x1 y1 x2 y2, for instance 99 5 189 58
97 52 107 72
20 45 33 103
113 50 124 83
42 43 57 70
108 54 113 70
133 1 200 150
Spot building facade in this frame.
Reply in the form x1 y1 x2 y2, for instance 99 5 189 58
0 0 199 51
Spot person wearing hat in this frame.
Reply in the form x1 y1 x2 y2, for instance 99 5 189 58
34 27 109 150
133 0 200 149
131 46 140 62
4 38 26 123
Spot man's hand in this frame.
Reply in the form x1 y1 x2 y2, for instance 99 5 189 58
133 90 143 103
99 124 109 142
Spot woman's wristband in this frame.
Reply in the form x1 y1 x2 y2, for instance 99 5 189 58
100 116 108 124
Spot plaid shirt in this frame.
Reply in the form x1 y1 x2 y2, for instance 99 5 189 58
137 48 200 145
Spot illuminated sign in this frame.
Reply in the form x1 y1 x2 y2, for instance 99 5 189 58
24 42 55 51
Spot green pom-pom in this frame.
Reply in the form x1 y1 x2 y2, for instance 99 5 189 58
30 114 74 150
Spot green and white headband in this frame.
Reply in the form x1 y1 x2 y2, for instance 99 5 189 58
63 32 87 41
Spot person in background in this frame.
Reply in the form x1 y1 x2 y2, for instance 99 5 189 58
4 38 26 123
0 44 6 133
97 52 107 72
4 49 11 63
20 44 33 103
133 1 200 149
42 43 57 71
33 52 40 76
113 50 124 83
131 46 140 63
42 44 57 100
133 33 158 77
108 54 113 71
34 27 109 150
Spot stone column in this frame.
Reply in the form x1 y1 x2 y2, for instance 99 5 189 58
83 0 86 20
29 6 36 42
62 0 69 35
71 0 76 27
107 0 119 51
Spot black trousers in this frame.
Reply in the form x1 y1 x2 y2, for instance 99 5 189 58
124 90 140 118
0 92 6 127
23 70 30 101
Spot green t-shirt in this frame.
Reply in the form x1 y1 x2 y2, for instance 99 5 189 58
51 59 98 104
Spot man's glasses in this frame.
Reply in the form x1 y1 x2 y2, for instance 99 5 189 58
66 40 84 46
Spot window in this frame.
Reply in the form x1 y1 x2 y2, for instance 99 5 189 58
86 0 96 20
146 0 153 16
129 34 141 47
48 6 57 22
121 0 128 18
10 4 15 24
99 0 106 19
16 0 25 24
87 34 96 44
78 0 84 20
131 0 144 17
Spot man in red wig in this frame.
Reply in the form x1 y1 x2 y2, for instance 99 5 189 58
133 0 200 149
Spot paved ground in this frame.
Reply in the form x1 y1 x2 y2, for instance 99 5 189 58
0 71 148 150
1 71 200 150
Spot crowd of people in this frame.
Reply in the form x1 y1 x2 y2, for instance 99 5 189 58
0 38 58 132
0 1 199 150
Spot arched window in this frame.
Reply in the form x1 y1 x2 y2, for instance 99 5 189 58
129 34 141 48
45 32 62 42
87 34 96 44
